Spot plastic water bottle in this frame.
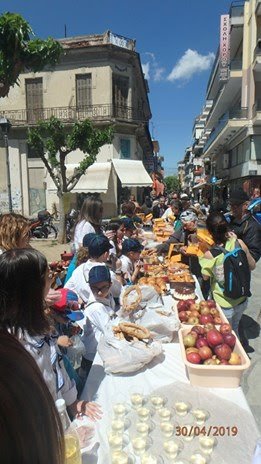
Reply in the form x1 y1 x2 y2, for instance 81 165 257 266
252 438 261 464
55 399 82 464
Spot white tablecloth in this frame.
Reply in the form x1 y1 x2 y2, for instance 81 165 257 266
80 342 258 464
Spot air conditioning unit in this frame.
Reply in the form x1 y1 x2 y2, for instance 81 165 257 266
222 153 229 169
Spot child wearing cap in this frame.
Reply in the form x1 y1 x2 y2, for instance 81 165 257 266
65 234 122 303
78 265 116 379
120 238 144 283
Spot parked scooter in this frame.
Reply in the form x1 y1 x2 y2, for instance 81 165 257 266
30 210 58 239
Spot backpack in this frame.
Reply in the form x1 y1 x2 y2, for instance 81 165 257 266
211 241 251 300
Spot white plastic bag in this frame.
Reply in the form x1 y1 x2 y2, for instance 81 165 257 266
66 335 86 369
119 285 161 319
98 329 163 374
134 306 180 343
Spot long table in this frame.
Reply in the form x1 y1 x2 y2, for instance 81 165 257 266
80 339 259 464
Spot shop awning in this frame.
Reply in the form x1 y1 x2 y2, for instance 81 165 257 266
68 162 111 193
112 159 152 187
46 162 111 193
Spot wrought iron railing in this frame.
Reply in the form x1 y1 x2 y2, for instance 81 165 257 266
0 104 147 126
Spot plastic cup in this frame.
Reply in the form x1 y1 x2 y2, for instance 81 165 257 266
158 407 172 422
160 421 175 438
199 435 217 455
191 409 210 426
150 394 167 410
174 401 192 417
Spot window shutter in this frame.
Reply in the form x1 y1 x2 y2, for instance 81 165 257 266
120 139 131 159
76 74 92 108
26 78 43 123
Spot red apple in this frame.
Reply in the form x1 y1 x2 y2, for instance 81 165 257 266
204 323 215 332
196 338 209 349
207 329 224 347
199 301 209 309
214 343 232 361
223 333 236 349
179 311 189 322
190 310 200 318
186 299 196 308
191 326 206 337
183 333 197 347
213 316 222 325
186 352 201 364
177 300 189 312
200 307 210 315
186 347 199 354
220 323 232 335
207 300 216 308
209 308 219 317
187 316 199 325
229 352 242 365
204 357 220 365
220 359 229 365
190 303 200 312
199 314 214 325
198 346 213 360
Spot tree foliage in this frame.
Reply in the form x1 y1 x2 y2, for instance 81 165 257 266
164 175 180 194
0 12 62 97
27 116 114 194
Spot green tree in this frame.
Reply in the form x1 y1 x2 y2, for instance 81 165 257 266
0 12 62 98
27 117 114 243
164 175 180 194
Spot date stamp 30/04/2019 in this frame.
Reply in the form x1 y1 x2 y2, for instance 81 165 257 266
175 425 238 437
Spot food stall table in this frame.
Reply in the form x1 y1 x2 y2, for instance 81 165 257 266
80 342 259 464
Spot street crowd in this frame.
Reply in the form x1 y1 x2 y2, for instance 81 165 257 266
0 186 260 463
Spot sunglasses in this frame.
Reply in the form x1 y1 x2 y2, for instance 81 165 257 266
90 284 111 293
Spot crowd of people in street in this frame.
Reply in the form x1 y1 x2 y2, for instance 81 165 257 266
0 185 260 462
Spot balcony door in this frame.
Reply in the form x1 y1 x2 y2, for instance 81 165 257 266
112 75 129 119
76 74 92 118
26 78 43 123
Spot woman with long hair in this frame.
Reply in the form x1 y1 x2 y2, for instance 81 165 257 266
0 248 101 420
0 213 30 253
73 196 103 251
0 331 65 464
199 212 255 335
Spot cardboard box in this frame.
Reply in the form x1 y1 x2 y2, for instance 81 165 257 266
178 328 250 388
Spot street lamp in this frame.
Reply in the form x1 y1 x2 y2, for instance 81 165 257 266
0 117 12 212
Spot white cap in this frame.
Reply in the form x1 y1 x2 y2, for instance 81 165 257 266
55 398 66 413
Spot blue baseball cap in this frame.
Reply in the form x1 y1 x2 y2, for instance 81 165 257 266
88 235 113 257
82 233 97 248
122 238 144 254
120 217 136 230
51 288 84 322
88 265 111 285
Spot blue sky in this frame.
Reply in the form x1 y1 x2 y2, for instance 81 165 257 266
1 0 233 175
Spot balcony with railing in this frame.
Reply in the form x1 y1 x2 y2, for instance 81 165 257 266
203 107 248 154
0 104 147 126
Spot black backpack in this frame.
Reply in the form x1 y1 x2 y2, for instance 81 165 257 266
211 241 251 300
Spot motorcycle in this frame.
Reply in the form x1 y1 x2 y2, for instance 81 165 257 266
30 210 58 239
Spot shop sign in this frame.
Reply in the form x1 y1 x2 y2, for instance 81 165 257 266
219 15 230 81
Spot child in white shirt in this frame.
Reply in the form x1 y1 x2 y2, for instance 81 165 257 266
79 265 116 378
120 238 144 283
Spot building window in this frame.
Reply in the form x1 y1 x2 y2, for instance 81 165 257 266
251 135 261 161
76 74 92 108
25 78 43 123
113 75 129 118
120 138 130 159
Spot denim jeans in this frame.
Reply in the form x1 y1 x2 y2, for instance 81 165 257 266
221 299 248 337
